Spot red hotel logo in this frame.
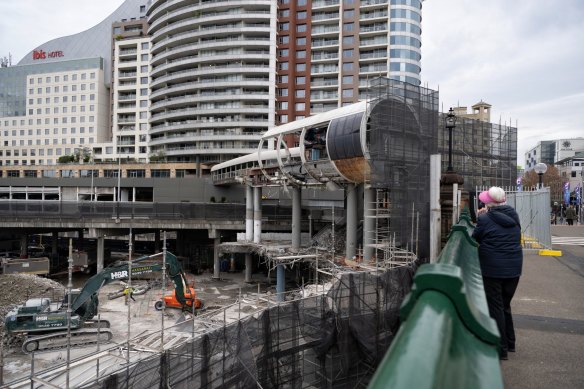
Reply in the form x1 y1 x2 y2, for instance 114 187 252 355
32 50 64 60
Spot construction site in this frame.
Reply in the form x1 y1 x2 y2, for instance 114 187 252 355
0 78 519 388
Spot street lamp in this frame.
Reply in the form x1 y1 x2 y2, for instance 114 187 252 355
534 162 547 189
445 107 457 172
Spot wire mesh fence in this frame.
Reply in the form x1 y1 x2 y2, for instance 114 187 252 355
475 186 551 250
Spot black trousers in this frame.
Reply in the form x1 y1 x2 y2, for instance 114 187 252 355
483 276 520 353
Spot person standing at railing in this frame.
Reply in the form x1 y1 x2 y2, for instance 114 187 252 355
565 205 576 226
472 186 523 361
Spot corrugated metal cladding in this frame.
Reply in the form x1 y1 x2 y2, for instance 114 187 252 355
327 112 365 160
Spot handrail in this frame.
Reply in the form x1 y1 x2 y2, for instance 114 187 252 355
369 208 503 389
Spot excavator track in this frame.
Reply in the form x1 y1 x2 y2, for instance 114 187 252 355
22 321 112 353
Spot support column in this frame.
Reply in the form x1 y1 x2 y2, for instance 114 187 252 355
291 186 301 250
245 254 252 282
345 184 358 260
20 234 28 258
78 229 84 251
363 185 375 262
154 230 161 253
96 233 105 273
253 187 262 243
276 264 285 302
213 236 220 279
245 185 254 241
52 231 59 259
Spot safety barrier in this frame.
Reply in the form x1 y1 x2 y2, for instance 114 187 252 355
369 210 503 389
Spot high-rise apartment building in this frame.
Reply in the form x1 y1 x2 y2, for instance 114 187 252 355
93 19 151 163
275 0 423 124
146 0 277 171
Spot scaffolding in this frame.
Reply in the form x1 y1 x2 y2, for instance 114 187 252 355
366 78 439 262
440 116 518 191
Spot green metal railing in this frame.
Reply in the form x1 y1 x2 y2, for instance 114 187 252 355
369 210 503 389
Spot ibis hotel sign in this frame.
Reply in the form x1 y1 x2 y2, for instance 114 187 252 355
32 49 64 60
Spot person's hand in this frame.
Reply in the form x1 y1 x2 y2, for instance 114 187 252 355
477 207 488 216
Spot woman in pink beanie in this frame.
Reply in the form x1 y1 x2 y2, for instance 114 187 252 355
472 186 523 360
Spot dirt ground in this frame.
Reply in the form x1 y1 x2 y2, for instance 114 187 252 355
0 269 272 385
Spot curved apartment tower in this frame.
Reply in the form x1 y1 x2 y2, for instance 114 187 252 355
147 0 277 168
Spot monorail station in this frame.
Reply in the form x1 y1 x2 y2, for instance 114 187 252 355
211 78 439 300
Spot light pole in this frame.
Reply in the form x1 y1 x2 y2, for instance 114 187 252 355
534 162 547 189
445 108 457 172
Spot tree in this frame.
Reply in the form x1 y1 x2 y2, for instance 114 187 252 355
521 164 565 202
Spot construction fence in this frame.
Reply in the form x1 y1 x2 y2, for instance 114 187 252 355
79 265 416 389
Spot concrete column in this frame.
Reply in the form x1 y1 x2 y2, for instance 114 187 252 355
20 234 28 258
291 186 302 250
97 234 105 273
213 237 220 279
132 187 136 202
245 185 254 241
154 230 161 252
196 155 202 177
78 229 84 251
230 254 236 272
245 253 252 282
253 186 262 243
276 264 285 302
346 184 358 260
363 185 375 262
52 231 59 259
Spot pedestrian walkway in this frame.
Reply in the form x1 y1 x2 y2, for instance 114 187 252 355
500 250 584 388
551 236 584 246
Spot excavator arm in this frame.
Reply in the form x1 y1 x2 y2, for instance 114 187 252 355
71 251 190 319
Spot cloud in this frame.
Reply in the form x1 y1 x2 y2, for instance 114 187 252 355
422 0 584 167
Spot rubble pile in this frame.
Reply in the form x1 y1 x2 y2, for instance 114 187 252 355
0 274 65 331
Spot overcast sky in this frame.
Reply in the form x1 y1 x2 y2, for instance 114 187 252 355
1 0 583 167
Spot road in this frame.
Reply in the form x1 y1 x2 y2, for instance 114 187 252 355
501 225 584 389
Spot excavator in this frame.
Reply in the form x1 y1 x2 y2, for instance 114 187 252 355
4 251 203 353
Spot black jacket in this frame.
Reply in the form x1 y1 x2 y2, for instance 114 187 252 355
472 205 523 278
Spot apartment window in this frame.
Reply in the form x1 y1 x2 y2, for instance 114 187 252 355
278 88 289 97
128 169 146 178
278 49 289 57
343 23 354 31
344 10 355 18
296 76 306 84
297 11 307 19
141 42 149 50
343 49 353 57
141 65 148 73
278 62 289 71
297 0 307 5
343 36 354 45
279 9 290 17
81 73 86 80
278 75 289 83
278 36 290 44
296 37 306 46
342 89 354 97
280 115 289 123
141 77 148 84
279 22 289 31
295 89 306 98
140 88 148 96
296 50 306 59
295 103 305 111
278 101 289 110
151 169 170 178
141 54 149 61
342 62 354 71
297 24 307 33
296 63 306 72
343 75 354 84
72 74 77 81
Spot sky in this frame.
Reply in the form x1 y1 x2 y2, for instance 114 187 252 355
1 0 583 167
